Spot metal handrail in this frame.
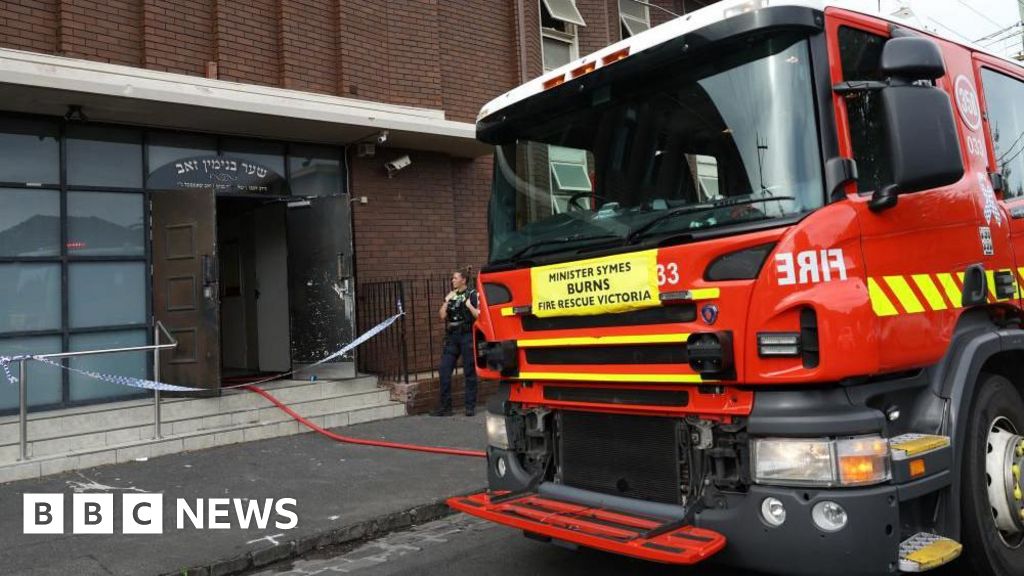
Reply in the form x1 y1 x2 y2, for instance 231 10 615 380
26 343 178 360
15 321 179 461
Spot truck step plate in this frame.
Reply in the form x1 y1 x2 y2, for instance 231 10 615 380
899 532 963 572
447 492 726 564
890 434 951 460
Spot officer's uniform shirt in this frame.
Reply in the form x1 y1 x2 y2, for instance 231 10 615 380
445 289 478 332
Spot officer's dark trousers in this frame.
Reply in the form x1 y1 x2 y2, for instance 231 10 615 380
438 331 478 412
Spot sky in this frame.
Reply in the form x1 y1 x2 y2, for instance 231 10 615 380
873 0 1023 57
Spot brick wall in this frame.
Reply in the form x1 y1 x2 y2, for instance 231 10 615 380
214 0 279 86
337 0 389 101
1 0 58 54
390 373 499 415
439 0 518 123
349 152 492 280
142 0 213 76
59 0 142 66
578 0 617 57
385 0 442 109
279 0 336 93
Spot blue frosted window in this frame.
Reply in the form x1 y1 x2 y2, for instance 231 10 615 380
69 330 147 402
67 192 145 256
0 263 61 334
0 188 60 257
67 125 143 188
69 262 147 328
0 336 62 410
0 117 59 184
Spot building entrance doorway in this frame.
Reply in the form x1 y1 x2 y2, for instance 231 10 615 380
149 150 355 390
217 197 291 378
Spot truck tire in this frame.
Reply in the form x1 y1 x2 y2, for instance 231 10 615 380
961 372 1024 576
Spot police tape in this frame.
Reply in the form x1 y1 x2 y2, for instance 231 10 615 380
0 302 486 459
0 305 405 393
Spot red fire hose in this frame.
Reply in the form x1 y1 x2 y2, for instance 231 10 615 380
244 385 487 458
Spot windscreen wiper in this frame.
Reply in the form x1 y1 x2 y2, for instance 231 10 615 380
500 233 621 263
625 196 797 244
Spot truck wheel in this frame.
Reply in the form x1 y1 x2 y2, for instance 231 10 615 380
962 373 1024 576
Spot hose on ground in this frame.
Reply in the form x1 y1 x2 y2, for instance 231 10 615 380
244 385 487 458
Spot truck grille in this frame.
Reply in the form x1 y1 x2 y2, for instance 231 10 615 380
559 411 682 505
525 344 688 365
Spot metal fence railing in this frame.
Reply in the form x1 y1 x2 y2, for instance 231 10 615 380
11 322 178 461
357 274 470 383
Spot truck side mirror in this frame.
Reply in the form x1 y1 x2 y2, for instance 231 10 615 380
869 38 964 211
881 37 946 81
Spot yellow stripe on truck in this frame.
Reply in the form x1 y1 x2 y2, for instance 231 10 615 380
936 273 962 308
911 274 947 311
518 334 690 348
867 278 899 317
884 276 925 314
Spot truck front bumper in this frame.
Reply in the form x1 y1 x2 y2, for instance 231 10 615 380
468 446 922 576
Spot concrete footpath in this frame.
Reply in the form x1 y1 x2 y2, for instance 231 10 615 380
0 413 487 576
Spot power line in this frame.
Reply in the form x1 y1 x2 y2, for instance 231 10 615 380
631 0 681 18
957 0 1004 30
975 21 1022 44
924 16 975 44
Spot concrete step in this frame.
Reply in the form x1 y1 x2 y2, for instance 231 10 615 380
0 400 407 484
0 374 406 480
17 388 393 460
293 362 356 380
0 376 381 450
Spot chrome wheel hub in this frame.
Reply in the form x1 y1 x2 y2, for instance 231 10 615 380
986 417 1024 548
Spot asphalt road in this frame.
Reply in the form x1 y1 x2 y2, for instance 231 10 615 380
249 513 765 576
250 513 970 576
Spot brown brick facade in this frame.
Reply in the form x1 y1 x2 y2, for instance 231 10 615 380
2 0 694 113
1 0 59 54
59 0 142 66
142 0 214 76
279 0 337 93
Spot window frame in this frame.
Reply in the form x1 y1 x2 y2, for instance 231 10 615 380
540 0 586 27
619 0 651 39
977 63 1024 203
547 144 592 213
540 0 581 73
834 24 893 196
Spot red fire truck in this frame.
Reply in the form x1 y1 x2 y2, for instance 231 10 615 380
447 1 1024 575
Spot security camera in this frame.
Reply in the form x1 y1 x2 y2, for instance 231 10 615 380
384 155 411 177
375 130 389 145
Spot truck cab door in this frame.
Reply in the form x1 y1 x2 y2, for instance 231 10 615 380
826 10 1002 371
974 54 1024 306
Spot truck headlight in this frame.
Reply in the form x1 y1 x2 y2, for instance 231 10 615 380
752 436 891 487
753 438 834 486
486 412 509 449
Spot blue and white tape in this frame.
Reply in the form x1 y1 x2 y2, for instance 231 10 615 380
0 305 404 392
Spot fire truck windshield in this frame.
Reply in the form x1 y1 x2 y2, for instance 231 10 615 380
487 34 824 265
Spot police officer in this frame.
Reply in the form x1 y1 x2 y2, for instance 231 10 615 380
431 268 480 417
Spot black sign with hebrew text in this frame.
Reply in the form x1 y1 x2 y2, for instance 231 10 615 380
148 155 289 195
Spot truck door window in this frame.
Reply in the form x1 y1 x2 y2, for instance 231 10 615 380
838 26 893 194
981 68 1024 200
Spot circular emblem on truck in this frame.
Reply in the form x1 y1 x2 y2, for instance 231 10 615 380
701 304 719 325
955 75 982 132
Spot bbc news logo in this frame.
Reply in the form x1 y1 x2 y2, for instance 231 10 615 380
24 494 298 534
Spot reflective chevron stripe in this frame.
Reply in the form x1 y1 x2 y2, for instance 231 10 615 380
868 269 1021 316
